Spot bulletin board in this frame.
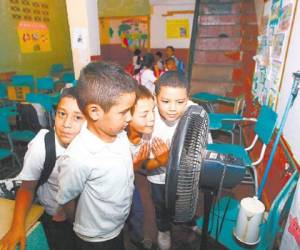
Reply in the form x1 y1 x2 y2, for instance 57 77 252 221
252 0 296 108
99 16 149 50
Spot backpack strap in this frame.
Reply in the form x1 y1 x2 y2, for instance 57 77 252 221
36 128 56 188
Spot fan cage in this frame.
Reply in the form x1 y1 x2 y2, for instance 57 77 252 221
173 111 208 222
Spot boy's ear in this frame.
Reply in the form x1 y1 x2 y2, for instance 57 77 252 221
85 104 103 121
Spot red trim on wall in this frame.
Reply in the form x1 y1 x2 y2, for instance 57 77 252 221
90 55 102 62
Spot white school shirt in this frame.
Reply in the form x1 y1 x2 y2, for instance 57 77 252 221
147 101 211 184
140 69 156 95
56 125 134 242
18 129 66 216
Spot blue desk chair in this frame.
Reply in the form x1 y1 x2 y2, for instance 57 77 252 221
37 77 55 94
208 105 278 194
11 75 35 91
209 95 245 144
196 171 299 250
0 113 36 144
0 114 24 175
62 72 75 85
0 82 8 99
49 63 64 76
192 92 235 113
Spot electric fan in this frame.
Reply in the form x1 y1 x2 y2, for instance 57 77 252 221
165 105 246 249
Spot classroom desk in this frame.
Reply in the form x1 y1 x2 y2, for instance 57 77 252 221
0 198 48 249
192 92 235 113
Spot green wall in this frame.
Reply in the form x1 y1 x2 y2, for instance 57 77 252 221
98 0 150 17
0 0 72 77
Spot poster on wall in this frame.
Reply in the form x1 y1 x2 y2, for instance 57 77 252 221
252 0 295 109
10 0 50 22
17 21 51 53
166 19 190 39
272 33 285 59
99 16 149 50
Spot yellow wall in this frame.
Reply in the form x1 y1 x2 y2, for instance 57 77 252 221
0 0 72 77
98 0 150 17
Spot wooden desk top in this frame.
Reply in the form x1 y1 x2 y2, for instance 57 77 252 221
0 198 44 239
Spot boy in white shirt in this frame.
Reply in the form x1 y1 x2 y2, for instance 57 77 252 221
127 85 168 250
0 87 85 250
56 61 137 250
146 71 200 250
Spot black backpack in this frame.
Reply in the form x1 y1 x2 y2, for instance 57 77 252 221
16 103 42 132
36 128 56 188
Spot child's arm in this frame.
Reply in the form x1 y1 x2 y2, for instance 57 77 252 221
62 199 77 223
133 143 150 171
0 181 37 250
57 156 89 217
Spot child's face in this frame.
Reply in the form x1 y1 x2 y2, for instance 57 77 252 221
97 92 136 140
156 86 188 122
55 96 85 147
130 97 155 135
166 61 177 71
166 48 174 58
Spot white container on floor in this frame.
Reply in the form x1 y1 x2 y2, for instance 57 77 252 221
234 196 265 245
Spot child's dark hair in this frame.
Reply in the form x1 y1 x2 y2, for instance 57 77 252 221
77 61 137 113
155 71 190 96
142 53 154 68
165 57 176 65
60 86 78 100
131 85 154 114
166 46 175 52
134 48 141 56
156 51 162 58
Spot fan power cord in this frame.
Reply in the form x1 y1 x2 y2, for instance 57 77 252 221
214 154 229 242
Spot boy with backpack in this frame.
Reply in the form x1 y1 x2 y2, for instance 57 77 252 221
0 87 85 250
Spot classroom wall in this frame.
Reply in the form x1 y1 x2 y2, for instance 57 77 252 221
0 0 72 77
150 0 195 49
254 0 265 25
243 0 299 207
276 0 300 164
100 0 194 67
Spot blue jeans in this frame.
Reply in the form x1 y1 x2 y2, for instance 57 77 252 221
150 183 171 232
127 186 144 242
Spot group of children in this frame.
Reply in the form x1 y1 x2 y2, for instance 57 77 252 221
131 46 184 96
0 60 200 250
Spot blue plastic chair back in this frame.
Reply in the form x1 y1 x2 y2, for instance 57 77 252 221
254 105 278 144
37 77 54 92
11 75 35 91
50 64 64 75
0 115 11 133
0 82 7 98
62 72 75 84
26 93 53 112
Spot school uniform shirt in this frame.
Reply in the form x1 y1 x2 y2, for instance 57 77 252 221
56 124 134 242
140 68 156 95
18 129 66 216
147 101 211 185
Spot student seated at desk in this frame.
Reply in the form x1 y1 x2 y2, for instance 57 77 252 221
0 87 85 250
